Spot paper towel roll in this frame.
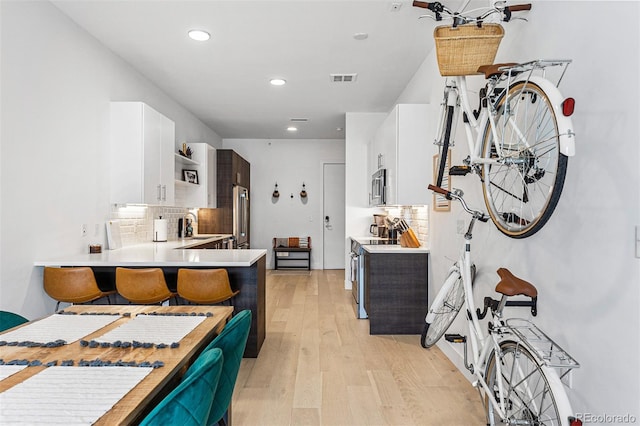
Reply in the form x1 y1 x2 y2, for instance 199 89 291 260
153 219 168 242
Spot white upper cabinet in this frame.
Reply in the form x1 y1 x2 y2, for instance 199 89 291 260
174 142 216 208
110 102 175 205
370 104 437 206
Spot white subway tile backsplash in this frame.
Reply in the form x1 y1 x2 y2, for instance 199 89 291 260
111 205 190 246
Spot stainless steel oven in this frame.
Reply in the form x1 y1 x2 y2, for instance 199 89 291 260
350 238 367 319
370 168 387 206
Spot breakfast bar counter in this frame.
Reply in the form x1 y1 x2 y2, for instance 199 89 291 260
34 239 266 268
34 242 266 357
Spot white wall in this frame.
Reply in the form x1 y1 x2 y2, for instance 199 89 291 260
394 0 639 420
344 112 387 287
222 139 344 269
0 1 221 318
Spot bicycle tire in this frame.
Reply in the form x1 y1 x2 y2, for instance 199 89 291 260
481 81 568 238
420 264 475 348
485 340 569 426
435 105 455 187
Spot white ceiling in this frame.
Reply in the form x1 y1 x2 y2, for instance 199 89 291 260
51 0 434 139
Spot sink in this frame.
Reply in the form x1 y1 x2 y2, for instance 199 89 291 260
191 235 222 240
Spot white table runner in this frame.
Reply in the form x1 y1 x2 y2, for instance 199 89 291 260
93 315 206 345
0 365 28 382
0 314 120 345
0 366 153 425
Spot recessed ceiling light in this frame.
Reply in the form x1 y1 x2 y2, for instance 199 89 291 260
287 126 298 132
188 30 210 41
270 78 286 86
353 32 369 40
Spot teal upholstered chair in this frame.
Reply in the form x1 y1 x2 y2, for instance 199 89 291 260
184 310 251 426
0 311 28 332
140 348 224 426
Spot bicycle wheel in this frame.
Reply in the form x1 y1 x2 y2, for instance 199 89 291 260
435 105 456 187
420 264 474 348
481 81 568 238
485 341 564 425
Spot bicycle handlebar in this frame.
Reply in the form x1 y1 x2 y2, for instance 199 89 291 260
428 184 490 222
412 1 531 23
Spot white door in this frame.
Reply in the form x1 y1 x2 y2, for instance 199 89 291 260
323 163 345 269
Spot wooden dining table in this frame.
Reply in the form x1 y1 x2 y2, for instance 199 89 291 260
0 305 233 425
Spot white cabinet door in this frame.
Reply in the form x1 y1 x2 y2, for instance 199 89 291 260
110 102 175 205
159 113 175 205
370 104 437 206
395 104 436 206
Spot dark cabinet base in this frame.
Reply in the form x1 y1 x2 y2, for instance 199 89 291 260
364 252 429 335
90 255 266 358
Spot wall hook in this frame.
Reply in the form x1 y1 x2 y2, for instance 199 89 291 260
300 182 308 199
272 182 280 198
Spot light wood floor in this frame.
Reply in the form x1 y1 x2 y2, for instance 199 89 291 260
232 270 485 426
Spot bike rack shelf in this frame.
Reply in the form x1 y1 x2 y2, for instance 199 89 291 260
504 318 580 382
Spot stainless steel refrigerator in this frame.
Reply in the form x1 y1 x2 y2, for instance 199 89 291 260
233 185 249 248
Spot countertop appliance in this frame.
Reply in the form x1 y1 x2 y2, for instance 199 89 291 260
233 185 250 249
370 168 387 206
350 238 367 319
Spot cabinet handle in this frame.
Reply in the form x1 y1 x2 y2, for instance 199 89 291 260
157 185 162 201
162 185 167 201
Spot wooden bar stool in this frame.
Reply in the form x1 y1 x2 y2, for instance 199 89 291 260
115 267 176 305
177 269 239 306
43 267 116 311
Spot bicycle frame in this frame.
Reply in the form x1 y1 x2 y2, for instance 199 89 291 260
453 221 513 420
450 220 578 425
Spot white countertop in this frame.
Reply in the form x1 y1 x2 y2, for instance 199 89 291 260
351 236 430 254
34 235 266 267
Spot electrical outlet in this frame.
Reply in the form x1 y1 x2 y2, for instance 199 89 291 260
81 224 87 237
457 220 465 234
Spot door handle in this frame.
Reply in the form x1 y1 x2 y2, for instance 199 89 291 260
324 216 332 230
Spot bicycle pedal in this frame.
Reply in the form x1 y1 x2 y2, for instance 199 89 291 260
449 166 472 176
444 334 466 343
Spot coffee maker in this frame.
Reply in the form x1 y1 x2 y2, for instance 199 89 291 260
369 214 388 238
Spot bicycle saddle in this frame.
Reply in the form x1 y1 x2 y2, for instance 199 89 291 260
477 63 519 79
495 268 538 297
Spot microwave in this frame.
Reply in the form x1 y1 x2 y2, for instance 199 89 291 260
370 168 387 206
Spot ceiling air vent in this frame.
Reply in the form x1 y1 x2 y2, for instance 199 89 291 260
290 118 309 123
330 73 358 83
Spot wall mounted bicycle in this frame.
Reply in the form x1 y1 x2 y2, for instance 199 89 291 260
413 1 576 238
423 184 582 426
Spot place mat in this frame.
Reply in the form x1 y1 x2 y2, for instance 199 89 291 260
0 365 28 382
93 314 206 345
0 314 121 346
0 366 153 425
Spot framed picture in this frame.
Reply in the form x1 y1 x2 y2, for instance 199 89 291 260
183 169 199 184
433 152 451 212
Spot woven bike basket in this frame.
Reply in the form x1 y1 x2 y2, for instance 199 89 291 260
433 24 504 76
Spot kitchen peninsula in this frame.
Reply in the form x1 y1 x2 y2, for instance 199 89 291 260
34 238 266 357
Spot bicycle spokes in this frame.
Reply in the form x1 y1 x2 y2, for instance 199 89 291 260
481 81 568 238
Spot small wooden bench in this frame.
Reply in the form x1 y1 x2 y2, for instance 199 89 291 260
273 237 311 270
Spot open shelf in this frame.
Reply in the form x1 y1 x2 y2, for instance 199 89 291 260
175 179 199 187
175 153 199 166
